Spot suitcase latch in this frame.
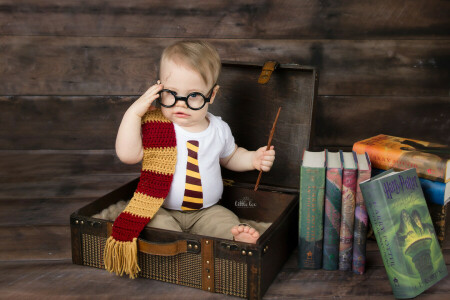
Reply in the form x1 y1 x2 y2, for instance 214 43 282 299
220 242 255 256
220 242 239 251
258 61 279 84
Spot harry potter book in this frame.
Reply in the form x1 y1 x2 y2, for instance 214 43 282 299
373 168 449 246
353 134 450 183
352 152 371 274
323 150 343 270
360 168 447 299
299 150 326 269
338 152 357 271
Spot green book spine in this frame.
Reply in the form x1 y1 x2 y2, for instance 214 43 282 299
298 165 325 269
360 168 448 299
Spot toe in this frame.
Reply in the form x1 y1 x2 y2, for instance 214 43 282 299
231 226 239 236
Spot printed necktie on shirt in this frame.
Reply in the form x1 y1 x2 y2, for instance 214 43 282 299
181 140 204 210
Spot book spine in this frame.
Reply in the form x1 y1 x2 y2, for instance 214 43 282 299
419 178 447 205
352 170 371 274
338 168 357 270
298 166 325 269
427 202 447 247
353 138 447 183
323 168 343 270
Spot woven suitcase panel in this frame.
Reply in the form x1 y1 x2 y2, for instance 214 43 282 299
81 234 202 289
82 233 106 269
215 258 248 298
139 251 202 289
81 234 247 297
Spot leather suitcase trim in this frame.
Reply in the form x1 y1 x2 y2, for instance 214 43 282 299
106 222 200 256
201 238 215 292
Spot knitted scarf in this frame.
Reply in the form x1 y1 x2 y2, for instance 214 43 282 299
104 109 177 279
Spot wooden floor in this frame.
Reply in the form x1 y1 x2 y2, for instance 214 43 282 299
1 151 449 299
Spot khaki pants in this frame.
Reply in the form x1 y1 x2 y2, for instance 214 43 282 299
146 205 240 240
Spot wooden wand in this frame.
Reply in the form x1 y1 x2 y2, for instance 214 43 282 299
254 107 281 191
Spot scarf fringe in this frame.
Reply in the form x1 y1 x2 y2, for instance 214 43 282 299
104 236 140 279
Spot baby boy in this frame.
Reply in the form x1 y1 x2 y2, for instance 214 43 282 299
115 40 275 244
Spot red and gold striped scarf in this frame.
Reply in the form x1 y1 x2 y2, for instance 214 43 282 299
104 109 177 279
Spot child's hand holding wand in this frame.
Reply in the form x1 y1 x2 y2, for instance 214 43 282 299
254 107 281 191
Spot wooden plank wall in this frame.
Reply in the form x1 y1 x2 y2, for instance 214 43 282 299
0 2 449 298
0 0 449 151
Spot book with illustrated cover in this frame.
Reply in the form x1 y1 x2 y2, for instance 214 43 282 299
338 152 357 271
323 150 343 270
373 168 449 246
360 168 447 298
298 150 326 269
352 152 371 274
353 134 450 183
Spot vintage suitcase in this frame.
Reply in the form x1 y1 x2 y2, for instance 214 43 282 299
70 61 318 299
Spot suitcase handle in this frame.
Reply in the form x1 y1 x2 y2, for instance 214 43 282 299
137 239 190 256
107 222 199 256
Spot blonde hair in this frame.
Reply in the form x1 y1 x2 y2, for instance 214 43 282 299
160 40 221 87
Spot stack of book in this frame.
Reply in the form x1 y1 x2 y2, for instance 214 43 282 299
353 134 450 245
298 135 449 298
298 150 371 274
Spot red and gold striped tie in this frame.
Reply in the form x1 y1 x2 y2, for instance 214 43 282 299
181 140 203 210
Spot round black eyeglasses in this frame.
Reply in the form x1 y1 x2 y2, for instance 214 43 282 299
157 85 216 110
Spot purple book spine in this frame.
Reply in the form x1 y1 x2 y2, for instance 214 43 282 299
352 153 371 274
339 164 357 270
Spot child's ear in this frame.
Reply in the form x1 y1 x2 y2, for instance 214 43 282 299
210 85 220 104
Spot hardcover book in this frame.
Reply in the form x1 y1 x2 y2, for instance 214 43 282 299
323 150 343 270
352 152 371 274
338 152 357 271
299 150 326 269
353 134 450 183
427 202 448 247
420 178 449 205
360 168 448 299
373 168 449 246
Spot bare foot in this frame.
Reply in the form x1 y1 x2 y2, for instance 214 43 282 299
231 225 260 244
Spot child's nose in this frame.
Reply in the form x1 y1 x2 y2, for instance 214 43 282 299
175 99 188 108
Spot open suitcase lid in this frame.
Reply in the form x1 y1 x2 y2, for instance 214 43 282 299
210 61 318 192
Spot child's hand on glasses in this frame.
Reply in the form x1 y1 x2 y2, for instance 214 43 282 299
129 80 163 118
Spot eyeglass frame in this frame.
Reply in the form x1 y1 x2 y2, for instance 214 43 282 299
157 84 217 111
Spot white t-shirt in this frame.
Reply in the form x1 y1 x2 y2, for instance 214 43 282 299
162 112 236 210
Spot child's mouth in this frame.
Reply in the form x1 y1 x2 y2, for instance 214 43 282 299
174 112 189 118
